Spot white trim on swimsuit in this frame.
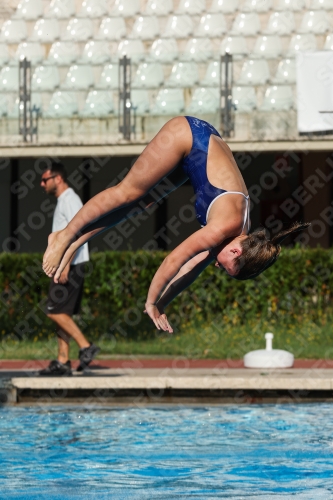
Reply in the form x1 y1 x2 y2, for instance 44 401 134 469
205 191 250 232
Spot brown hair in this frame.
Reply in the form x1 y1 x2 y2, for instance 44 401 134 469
234 222 311 281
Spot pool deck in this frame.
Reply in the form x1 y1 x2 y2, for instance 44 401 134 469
1 359 333 404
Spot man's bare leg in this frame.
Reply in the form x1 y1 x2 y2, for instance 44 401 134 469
57 331 70 364
42 117 191 277
47 313 90 352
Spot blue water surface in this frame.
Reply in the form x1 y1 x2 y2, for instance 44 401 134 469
0 403 333 499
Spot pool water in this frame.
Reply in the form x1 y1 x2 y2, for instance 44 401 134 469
0 404 333 499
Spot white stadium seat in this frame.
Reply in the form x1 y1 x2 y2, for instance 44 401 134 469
186 87 219 114
287 34 317 54
13 0 43 20
195 14 227 38
133 62 164 88
45 91 78 117
96 17 126 40
31 19 60 42
220 36 248 56
81 90 114 117
64 18 94 42
176 0 205 14
243 0 272 11
209 0 238 13
276 0 305 10
310 0 333 8
0 20 27 43
149 38 179 62
274 58 296 83
163 15 194 38
32 65 60 91
117 40 145 63
63 65 94 90
111 0 140 17
252 36 282 58
145 0 173 15
78 0 108 18
183 38 213 62
81 41 111 64
201 60 220 86
233 86 257 112
167 62 199 87
299 11 330 34
324 34 333 49
131 90 150 115
46 0 75 18
266 12 295 35
9 93 42 118
151 88 185 115
237 59 270 84
48 42 79 65
260 85 293 111
15 42 45 64
97 63 119 89
232 13 261 36
130 16 159 40
0 95 10 116
0 44 10 66
0 66 19 92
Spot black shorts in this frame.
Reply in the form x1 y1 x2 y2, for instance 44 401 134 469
45 263 86 316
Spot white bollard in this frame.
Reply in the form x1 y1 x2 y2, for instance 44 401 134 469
244 333 294 368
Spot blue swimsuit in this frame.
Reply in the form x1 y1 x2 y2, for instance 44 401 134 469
182 116 250 229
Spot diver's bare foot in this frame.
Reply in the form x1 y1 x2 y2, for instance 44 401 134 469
53 241 79 283
42 230 72 277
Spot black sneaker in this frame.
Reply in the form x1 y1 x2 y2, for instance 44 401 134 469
38 360 72 376
77 343 100 372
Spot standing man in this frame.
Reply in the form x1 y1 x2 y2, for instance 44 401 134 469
39 162 99 376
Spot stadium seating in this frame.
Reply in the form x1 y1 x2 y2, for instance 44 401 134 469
237 59 270 84
63 65 95 90
48 42 79 65
81 41 111 64
46 0 75 19
13 0 43 20
163 15 194 38
151 88 185 115
131 90 150 115
0 95 10 117
167 62 199 87
233 86 257 112
97 63 119 90
81 90 114 117
232 13 261 36
117 40 145 63
183 38 213 62
310 0 333 8
132 63 164 88
176 0 205 14
0 20 27 43
266 12 295 35
195 14 227 38
145 0 173 15
15 42 45 65
324 34 333 50
32 65 60 91
0 44 9 66
299 11 330 34
243 0 272 11
288 34 317 54
186 87 219 114
130 16 159 40
9 93 42 118
64 18 94 42
252 36 283 58
45 91 78 117
276 0 305 10
220 36 248 56
31 19 60 42
201 61 220 86
0 66 19 92
209 0 238 13
78 0 108 18
149 38 179 62
96 17 126 40
274 58 296 83
111 0 140 17
260 85 294 111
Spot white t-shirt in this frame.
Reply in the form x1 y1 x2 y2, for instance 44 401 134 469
52 187 89 265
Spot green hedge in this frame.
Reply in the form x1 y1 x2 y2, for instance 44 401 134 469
0 248 332 341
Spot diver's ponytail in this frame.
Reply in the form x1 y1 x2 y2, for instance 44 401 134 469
271 222 311 247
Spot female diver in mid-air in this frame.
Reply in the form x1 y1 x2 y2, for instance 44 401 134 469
42 116 309 332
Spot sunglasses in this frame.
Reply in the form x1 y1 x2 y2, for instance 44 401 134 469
41 175 56 184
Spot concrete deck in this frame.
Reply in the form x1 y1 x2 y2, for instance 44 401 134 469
0 360 333 404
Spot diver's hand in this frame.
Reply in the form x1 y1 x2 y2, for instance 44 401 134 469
144 303 173 333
